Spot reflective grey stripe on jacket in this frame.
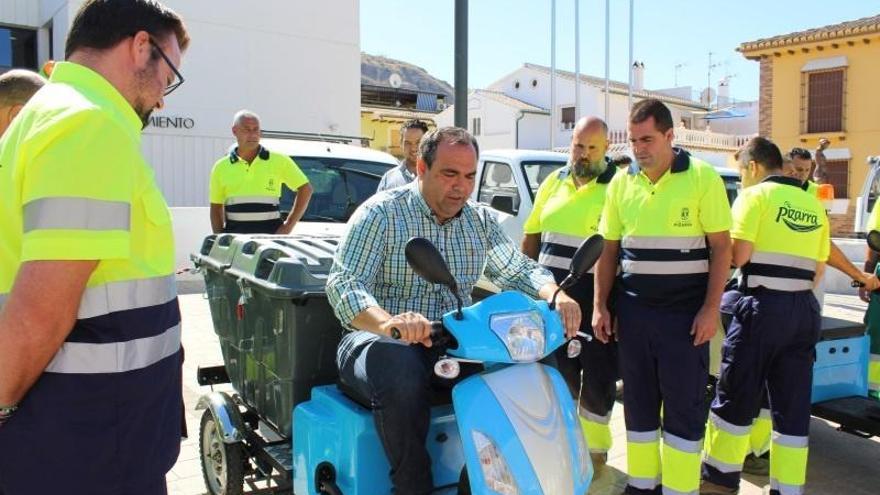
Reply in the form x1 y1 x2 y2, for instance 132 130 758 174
539 232 595 273
745 276 813 292
78 274 177 319
621 259 709 275
44 324 181 374
224 195 279 206
621 235 706 250
225 211 281 221
542 232 582 248
24 197 130 232
750 251 817 272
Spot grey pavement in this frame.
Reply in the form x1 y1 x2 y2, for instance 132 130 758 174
169 291 880 495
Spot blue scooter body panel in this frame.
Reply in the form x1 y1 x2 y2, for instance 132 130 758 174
444 291 566 362
453 363 592 495
292 385 464 495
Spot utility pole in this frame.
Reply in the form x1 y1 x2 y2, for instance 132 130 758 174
454 0 468 128
674 62 686 87
627 0 634 112
550 0 556 149
574 0 580 124
604 0 610 120
706 51 720 109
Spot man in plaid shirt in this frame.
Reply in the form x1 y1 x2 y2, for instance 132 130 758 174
327 126 581 494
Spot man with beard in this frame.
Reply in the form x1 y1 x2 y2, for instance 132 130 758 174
327 127 582 494
593 99 732 495
521 116 619 472
209 110 313 234
377 119 430 192
0 1 189 493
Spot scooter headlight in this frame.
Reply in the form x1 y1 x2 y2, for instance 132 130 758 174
471 430 519 495
489 311 545 362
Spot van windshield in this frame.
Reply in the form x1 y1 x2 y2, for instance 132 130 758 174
521 160 567 200
279 157 393 222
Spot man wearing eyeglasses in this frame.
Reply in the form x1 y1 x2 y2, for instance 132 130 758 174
0 1 189 494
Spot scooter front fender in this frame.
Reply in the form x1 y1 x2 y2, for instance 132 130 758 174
453 363 592 495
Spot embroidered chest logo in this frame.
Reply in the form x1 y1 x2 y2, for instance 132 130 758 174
673 207 693 228
266 178 275 191
776 201 820 233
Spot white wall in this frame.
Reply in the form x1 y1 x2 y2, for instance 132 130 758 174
0 0 40 26
11 0 362 207
518 113 550 149
438 93 552 151
489 66 711 148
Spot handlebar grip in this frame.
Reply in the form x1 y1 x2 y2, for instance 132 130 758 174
430 321 444 336
853 280 866 288
391 323 442 341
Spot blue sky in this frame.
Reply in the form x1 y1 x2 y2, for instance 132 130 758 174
361 0 878 102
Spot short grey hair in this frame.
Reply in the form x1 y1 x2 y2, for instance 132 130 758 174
419 126 479 168
0 69 45 108
232 109 260 128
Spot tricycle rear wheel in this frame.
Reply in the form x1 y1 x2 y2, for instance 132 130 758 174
199 409 246 495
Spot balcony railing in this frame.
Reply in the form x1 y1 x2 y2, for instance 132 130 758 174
607 127 755 152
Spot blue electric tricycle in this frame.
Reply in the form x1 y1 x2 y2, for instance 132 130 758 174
193 233 603 494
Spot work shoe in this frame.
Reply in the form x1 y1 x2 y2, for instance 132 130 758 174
699 480 738 494
742 452 770 476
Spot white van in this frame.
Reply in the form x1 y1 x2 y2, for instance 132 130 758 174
472 148 741 247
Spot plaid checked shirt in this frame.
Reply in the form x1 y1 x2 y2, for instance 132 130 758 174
327 182 555 331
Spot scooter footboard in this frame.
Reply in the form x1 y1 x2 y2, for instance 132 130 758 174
292 385 464 495
452 363 592 495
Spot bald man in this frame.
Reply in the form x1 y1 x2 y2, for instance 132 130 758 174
522 116 620 471
0 69 46 137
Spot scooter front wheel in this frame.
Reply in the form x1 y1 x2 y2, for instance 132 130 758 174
199 409 246 495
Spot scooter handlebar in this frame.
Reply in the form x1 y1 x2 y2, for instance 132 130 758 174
390 321 451 346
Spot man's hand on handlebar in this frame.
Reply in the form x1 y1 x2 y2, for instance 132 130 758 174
552 290 582 339
381 312 433 347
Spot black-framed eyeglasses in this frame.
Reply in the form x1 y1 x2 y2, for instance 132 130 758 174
149 37 184 96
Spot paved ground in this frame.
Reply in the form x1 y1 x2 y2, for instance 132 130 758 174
169 292 880 494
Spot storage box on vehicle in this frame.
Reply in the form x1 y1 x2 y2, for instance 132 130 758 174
811 317 870 404
193 234 344 437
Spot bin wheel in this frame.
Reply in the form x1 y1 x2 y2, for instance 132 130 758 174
199 409 245 495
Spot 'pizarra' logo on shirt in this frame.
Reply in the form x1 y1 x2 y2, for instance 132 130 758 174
673 207 693 228
776 201 820 232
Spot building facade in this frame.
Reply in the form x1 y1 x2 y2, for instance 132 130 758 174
0 0 362 206
739 15 880 201
436 63 755 169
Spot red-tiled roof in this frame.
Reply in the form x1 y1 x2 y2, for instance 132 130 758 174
739 14 880 53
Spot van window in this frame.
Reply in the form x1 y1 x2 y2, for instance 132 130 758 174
478 161 520 215
866 169 880 215
521 160 567 200
279 157 392 222
721 175 739 206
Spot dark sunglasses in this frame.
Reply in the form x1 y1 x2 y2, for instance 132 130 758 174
149 37 184 96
